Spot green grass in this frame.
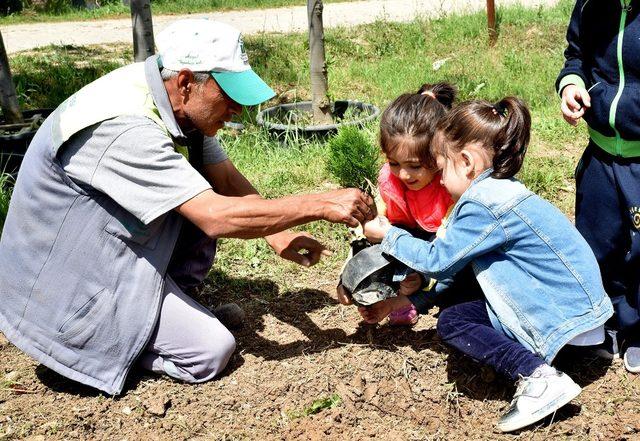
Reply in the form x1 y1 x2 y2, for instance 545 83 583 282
0 0 337 24
5 0 585 276
0 173 14 234
286 393 342 419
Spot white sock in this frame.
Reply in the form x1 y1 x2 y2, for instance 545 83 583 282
530 363 557 378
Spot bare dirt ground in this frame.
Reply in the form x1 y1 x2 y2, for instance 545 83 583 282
1 257 640 440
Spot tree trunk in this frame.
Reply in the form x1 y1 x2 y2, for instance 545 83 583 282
307 0 332 125
486 0 497 46
0 31 22 124
130 0 155 62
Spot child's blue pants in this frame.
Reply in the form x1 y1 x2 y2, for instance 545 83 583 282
575 141 640 337
436 300 545 381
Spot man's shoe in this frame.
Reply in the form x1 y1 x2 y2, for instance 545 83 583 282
213 303 246 330
497 367 581 433
623 342 640 373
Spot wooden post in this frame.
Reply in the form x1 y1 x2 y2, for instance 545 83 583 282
130 0 155 62
307 0 333 124
0 31 22 124
487 0 497 46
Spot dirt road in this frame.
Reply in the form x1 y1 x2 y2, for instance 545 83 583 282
3 0 558 54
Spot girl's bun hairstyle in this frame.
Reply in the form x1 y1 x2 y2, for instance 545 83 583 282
417 83 456 109
436 96 531 179
380 82 457 169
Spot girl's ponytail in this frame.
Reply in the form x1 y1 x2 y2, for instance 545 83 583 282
436 96 532 179
417 83 456 109
491 97 531 179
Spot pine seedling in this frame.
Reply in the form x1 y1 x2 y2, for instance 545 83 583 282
326 126 381 194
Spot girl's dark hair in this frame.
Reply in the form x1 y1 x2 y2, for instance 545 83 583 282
435 97 531 179
379 82 457 170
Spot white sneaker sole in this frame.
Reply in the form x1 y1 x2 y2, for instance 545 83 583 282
623 353 640 373
497 382 582 433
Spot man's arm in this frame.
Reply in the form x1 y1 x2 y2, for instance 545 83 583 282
176 159 373 264
202 160 259 198
200 159 336 266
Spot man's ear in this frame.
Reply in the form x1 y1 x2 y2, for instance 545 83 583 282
176 69 195 100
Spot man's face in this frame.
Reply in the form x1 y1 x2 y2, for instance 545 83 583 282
183 77 242 136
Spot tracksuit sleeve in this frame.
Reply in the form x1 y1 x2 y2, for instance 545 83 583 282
556 0 587 94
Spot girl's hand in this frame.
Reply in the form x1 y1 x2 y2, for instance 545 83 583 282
398 272 422 296
336 283 353 305
357 296 411 324
561 84 591 126
363 215 392 243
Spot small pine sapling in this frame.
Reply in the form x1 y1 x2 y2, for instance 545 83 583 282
326 125 380 194
327 126 382 257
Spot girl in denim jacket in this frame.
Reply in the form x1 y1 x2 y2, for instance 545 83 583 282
362 97 614 433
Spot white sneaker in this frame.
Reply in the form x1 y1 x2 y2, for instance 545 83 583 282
497 367 581 433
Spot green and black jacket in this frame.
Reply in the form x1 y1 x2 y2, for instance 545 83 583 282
556 0 640 157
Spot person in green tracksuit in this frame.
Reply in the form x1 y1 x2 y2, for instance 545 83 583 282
556 0 640 372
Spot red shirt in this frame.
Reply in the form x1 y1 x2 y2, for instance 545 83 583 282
378 163 453 232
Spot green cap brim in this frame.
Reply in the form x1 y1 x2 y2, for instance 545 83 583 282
212 70 275 106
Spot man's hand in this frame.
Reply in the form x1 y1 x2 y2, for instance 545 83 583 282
363 215 392 243
265 230 331 267
561 84 591 126
318 189 375 227
398 272 422 296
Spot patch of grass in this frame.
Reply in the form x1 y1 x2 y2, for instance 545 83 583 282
9 45 129 110
518 155 574 201
0 173 14 234
287 393 342 419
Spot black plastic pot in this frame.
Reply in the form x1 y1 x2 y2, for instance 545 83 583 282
0 108 53 175
256 100 380 140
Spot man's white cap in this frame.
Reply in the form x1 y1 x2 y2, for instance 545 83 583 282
156 19 275 106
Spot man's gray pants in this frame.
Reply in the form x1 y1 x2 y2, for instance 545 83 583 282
138 224 235 383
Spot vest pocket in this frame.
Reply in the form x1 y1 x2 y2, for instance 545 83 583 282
57 288 111 345
104 211 161 250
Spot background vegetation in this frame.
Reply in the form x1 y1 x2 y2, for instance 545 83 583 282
3 3 630 440
3 0 584 261
0 0 333 24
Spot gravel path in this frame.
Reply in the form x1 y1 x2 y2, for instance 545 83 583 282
4 0 558 54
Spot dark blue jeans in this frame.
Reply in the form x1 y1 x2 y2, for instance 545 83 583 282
436 300 545 381
575 142 640 336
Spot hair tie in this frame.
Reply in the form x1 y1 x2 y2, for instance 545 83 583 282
492 103 508 118
421 91 436 99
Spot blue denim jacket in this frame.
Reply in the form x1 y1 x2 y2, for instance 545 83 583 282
381 170 613 363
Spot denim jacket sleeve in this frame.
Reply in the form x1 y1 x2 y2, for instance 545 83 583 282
380 199 508 280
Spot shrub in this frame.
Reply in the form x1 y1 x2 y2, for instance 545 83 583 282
326 126 380 192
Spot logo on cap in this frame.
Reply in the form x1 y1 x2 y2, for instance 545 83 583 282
238 36 249 64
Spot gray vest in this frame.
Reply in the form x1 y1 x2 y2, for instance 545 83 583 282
0 64 213 394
